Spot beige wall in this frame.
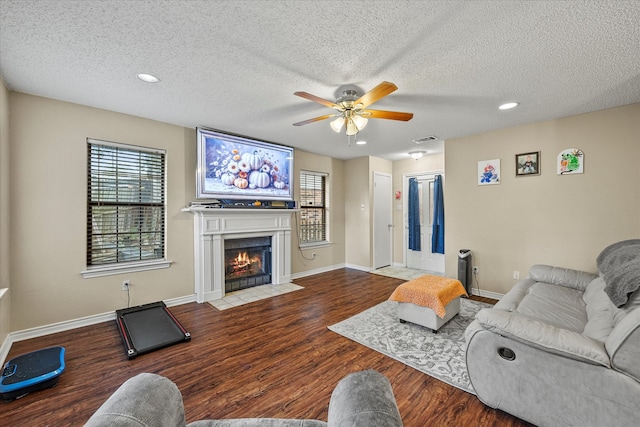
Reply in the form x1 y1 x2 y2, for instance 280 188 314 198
4 93 348 333
391 154 445 265
291 150 345 273
445 103 640 295
342 155 394 270
4 89 638 333
9 93 196 330
344 157 370 269
0 78 10 344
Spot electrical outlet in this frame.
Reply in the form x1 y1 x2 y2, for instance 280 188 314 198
473 266 479 274
513 271 520 280
122 280 130 291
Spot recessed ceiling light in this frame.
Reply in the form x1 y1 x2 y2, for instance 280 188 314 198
356 140 367 145
498 102 519 110
137 73 159 83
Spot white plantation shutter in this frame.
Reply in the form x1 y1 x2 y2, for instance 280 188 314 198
87 139 166 266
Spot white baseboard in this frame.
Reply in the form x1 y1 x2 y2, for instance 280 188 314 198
344 263 371 272
0 294 197 366
291 263 345 280
470 288 503 300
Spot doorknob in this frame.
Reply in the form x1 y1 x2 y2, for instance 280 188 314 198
388 224 393 228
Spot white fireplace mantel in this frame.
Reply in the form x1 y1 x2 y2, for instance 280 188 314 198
183 206 294 303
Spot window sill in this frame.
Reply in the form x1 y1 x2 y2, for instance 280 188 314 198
81 259 172 279
299 241 332 250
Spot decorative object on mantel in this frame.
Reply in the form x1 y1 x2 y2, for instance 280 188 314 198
478 159 501 185
196 128 294 200
188 199 297 209
516 151 540 176
292 81 413 137
557 148 584 175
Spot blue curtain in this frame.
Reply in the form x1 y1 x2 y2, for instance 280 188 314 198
408 178 421 251
432 175 445 254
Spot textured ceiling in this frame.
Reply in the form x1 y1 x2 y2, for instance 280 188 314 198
1 0 639 160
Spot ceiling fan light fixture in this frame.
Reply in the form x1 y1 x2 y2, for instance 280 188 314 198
345 119 359 136
352 114 368 130
330 117 345 132
292 81 413 136
409 150 426 160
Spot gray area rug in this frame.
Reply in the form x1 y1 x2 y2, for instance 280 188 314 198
328 298 491 394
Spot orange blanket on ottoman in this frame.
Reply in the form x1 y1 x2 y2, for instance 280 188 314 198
388 275 468 318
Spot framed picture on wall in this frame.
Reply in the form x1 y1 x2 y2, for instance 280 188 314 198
515 151 540 176
478 159 501 185
557 148 584 175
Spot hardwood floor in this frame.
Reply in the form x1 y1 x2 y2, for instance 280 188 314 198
1 269 532 426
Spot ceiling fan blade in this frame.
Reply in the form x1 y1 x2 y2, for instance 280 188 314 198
293 114 336 126
294 91 340 109
354 81 398 109
360 109 414 121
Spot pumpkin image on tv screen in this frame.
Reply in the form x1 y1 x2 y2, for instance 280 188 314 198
196 128 294 200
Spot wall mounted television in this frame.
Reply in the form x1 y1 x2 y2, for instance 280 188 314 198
196 128 294 201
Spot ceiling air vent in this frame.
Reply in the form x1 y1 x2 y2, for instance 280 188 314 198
412 135 439 144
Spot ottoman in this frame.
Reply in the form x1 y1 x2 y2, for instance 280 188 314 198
388 275 468 332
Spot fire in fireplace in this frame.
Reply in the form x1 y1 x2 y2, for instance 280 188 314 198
224 236 272 292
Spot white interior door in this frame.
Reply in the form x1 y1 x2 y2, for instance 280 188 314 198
373 173 392 269
405 175 445 274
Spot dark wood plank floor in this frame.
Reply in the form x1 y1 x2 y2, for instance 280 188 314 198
1 269 532 426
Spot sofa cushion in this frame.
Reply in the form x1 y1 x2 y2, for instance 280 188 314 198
189 419 327 426
516 282 587 332
606 308 640 382
622 289 640 313
582 277 620 343
529 264 597 292
328 370 403 427
85 373 187 427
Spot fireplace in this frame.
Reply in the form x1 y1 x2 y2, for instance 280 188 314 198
224 236 272 292
184 207 293 302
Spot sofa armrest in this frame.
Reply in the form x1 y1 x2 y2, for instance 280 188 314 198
85 373 186 427
529 264 597 292
327 370 402 427
475 308 610 367
606 307 640 382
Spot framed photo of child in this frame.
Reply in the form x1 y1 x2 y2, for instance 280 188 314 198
515 151 540 176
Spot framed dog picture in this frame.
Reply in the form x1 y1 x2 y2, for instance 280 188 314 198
515 151 540 176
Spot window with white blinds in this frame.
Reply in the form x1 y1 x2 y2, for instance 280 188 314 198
87 139 166 267
299 171 329 244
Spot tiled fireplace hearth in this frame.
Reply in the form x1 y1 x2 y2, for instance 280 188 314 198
184 207 293 302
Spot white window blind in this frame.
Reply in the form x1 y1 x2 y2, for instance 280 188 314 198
299 171 329 244
87 139 166 266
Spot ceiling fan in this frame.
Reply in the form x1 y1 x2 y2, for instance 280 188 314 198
292 81 413 136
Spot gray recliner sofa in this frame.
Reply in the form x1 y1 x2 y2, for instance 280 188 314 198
84 369 403 427
465 239 640 427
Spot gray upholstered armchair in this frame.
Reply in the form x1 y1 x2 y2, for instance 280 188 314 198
84 370 403 427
